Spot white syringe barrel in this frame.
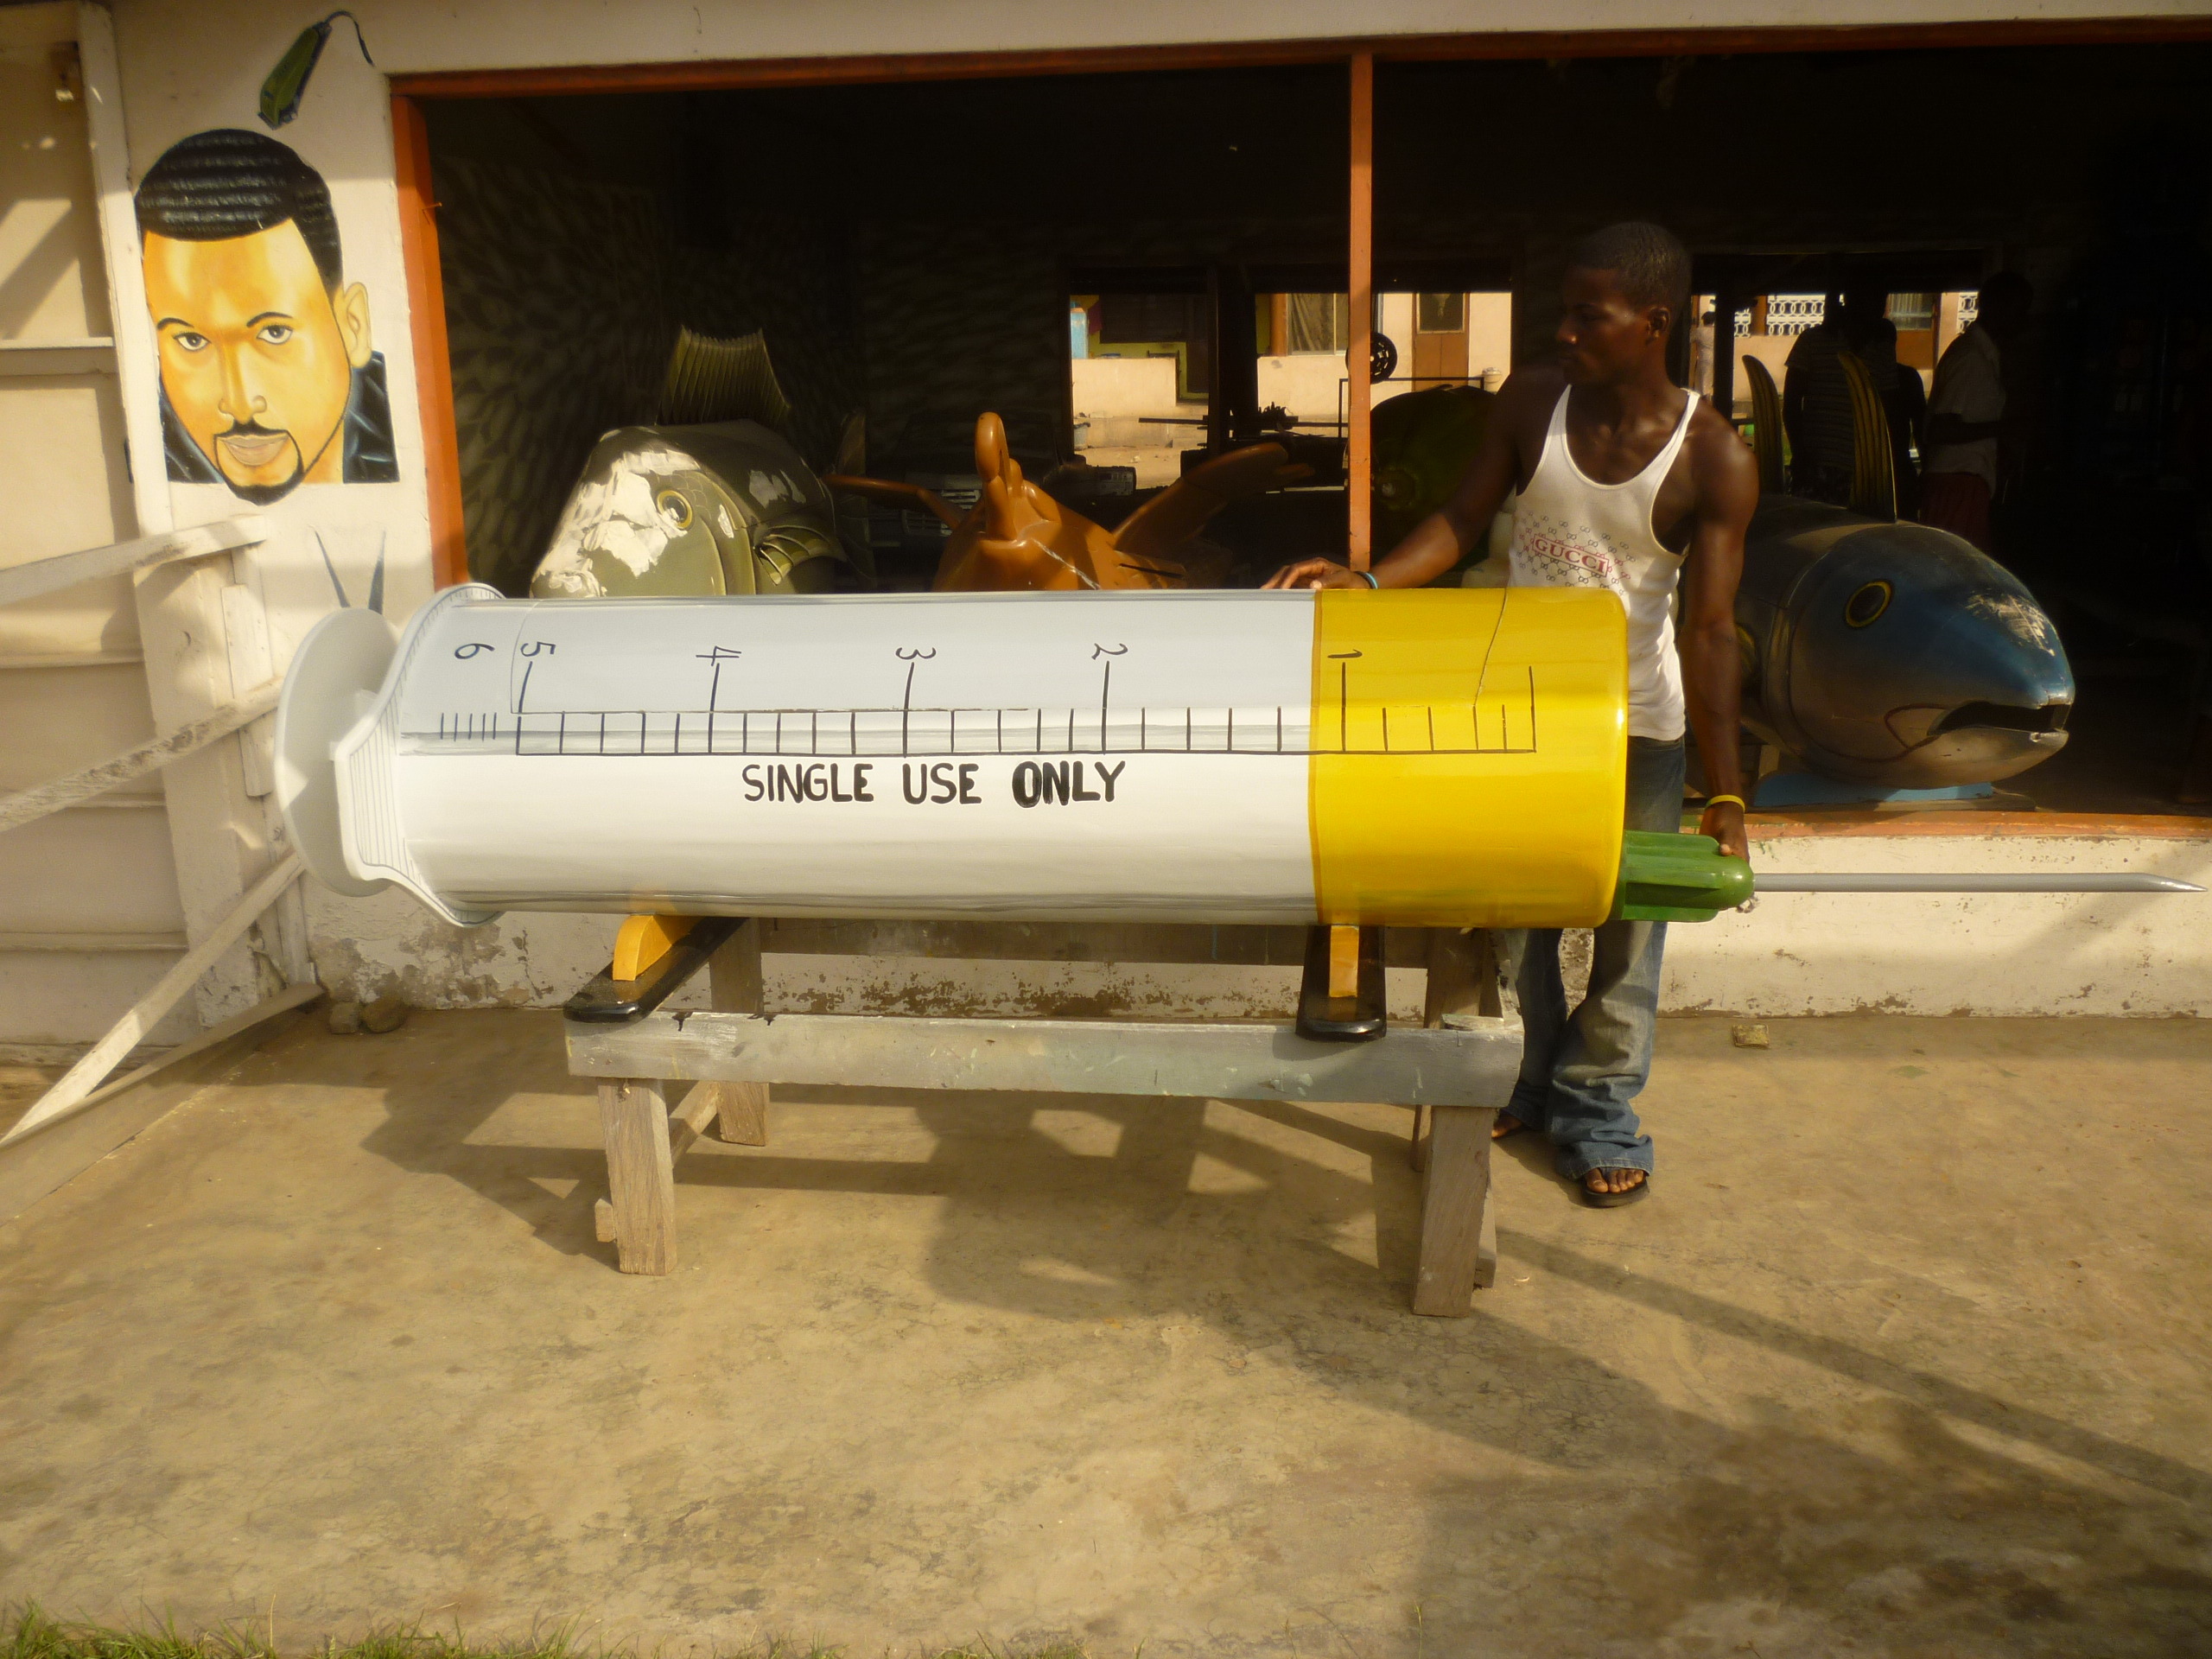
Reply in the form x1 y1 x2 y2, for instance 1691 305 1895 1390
275 582 1633 928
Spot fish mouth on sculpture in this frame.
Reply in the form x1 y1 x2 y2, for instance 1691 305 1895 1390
1880 700 2072 753
1847 701 2073 787
1930 700 2073 738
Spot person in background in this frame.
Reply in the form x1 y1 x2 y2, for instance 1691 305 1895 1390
1688 302 1717 399
1783 280 1909 507
1920 272 2034 552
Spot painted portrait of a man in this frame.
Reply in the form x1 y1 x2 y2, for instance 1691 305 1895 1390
136 128 399 501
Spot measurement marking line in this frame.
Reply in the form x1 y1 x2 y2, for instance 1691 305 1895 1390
435 701 1524 757
449 734 1528 757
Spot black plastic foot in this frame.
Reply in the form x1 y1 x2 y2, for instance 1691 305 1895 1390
564 916 743 1025
1295 924 1387 1042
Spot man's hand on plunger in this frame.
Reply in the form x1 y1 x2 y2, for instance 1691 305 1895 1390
1262 558 1374 591
1698 796 1748 861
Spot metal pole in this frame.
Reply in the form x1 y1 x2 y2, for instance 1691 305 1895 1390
1754 874 2201 894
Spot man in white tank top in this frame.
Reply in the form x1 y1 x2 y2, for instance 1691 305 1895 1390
1268 222 1758 1208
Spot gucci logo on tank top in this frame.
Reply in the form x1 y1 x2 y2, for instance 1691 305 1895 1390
1508 385 1699 741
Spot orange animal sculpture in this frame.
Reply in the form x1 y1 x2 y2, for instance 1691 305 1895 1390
826 412 1306 591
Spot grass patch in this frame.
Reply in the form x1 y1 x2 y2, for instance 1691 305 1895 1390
0 1609 1097 1659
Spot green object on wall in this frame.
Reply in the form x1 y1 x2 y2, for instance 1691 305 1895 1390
258 10 372 130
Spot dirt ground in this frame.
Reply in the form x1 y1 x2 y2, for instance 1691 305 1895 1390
1 1011 2208 1657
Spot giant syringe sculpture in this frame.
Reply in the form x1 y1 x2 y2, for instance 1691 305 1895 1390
275 583 2196 928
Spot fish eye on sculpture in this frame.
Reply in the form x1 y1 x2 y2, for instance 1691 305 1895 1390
657 487 693 531
1844 580 1893 628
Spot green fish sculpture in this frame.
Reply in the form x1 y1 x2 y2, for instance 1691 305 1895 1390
531 421 847 600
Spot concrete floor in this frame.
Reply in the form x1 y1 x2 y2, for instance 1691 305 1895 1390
2 1011 2209 1657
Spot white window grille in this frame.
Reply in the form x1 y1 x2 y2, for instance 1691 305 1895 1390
1763 295 1827 336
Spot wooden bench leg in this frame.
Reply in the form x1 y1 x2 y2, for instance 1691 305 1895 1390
699 918 770 1147
708 1080 769 1146
1413 1103 1494 1316
600 1077 677 1274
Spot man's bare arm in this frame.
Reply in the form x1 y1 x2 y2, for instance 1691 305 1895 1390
1263 371 1548 591
1678 416 1760 860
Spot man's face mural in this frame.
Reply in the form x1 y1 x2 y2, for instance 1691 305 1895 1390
136 128 389 504
143 219 372 497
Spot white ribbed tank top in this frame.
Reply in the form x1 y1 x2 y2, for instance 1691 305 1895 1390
1507 385 1699 741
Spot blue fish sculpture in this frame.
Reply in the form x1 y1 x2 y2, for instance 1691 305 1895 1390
1735 495 2073 788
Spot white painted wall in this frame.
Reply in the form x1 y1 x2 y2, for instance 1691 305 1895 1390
1260 354 1353 424
100 1 442 1028
1468 290 1511 383
1072 355 1179 419
1668 829 2212 1017
0 3 199 1046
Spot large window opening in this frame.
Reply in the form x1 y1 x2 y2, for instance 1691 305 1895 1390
416 39 2212 815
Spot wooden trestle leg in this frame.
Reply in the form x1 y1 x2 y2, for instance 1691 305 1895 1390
1410 927 1510 1314
599 1077 678 1274
594 918 770 1274
701 919 769 1146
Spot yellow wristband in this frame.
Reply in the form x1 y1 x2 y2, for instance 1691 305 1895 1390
1704 794 1747 810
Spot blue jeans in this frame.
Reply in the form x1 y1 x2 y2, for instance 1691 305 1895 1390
1497 736 1685 1182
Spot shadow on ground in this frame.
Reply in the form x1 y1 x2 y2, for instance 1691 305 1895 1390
0 1010 2207 1656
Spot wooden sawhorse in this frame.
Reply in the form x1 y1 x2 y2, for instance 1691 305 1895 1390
563 923 1521 1317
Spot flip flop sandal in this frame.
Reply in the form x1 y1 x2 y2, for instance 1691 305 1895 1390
1492 1114 1531 1141
1579 1172 1650 1208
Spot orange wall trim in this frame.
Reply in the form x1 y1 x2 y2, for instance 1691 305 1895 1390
1345 51 1374 570
391 93 467 590
389 17 2212 100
